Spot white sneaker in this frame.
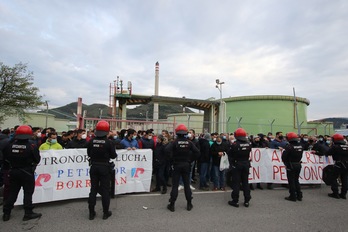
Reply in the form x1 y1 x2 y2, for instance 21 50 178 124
178 185 184 191
190 185 195 190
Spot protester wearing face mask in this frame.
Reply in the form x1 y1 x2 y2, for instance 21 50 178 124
120 129 139 150
30 127 42 147
325 136 332 148
300 134 310 150
139 129 155 150
39 132 63 150
65 129 88 149
269 131 287 189
211 135 229 191
270 131 288 149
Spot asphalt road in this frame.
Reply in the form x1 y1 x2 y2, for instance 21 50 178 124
1 184 347 232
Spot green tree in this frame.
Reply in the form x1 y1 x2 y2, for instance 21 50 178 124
0 62 43 124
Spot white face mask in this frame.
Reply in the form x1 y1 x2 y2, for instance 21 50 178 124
37 132 41 137
81 134 87 139
187 133 192 138
148 136 152 140
213 138 217 141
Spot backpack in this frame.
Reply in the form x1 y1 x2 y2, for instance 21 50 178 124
322 165 336 186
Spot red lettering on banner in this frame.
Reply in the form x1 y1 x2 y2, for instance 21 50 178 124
305 152 315 164
248 166 260 180
76 180 82 188
272 150 281 162
56 180 90 190
115 177 127 185
302 166 320 181
273 165 287 180
250 149 261 162
56 181 64 190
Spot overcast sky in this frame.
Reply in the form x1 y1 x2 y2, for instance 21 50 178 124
1 0 347 120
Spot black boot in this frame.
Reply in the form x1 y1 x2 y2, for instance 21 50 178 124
23 212 42 221
187 201 193 211
2 213 10 222
102 211 112 220
167 202 175 212
161 187 167 194
89 210 96 220
256 183 263 190
339 193 347 199
228 201 239 208
297 193 303 201
285 196 296 202
328 193 340 199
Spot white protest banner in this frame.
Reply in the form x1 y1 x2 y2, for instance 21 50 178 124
248 148 334 184
15 149 152 205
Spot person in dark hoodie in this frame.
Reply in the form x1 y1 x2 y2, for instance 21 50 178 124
211 135 229 191
0 129 11 198
65 129 88 149
151 135 169 194
198 133 211 191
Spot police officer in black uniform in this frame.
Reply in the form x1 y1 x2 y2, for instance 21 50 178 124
326 133 348 199
87 121 117 220
2 125 41 221
228 128 252 207
280 132 303 202
165 124 199 212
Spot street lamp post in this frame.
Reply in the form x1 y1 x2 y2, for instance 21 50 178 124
45 100 49 128
216 79 225 133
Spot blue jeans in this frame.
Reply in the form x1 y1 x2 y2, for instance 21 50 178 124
199 163 209 188
212 165 225 189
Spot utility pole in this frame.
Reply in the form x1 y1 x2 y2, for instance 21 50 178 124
216 79 225 133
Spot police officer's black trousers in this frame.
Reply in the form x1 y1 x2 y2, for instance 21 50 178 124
88 165 111 213
170 162 192 202
3 168 35 214
231 161 251 203
286 163 302 198
331 166 348 196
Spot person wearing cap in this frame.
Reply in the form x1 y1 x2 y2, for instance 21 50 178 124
87 121 117 220
325 134 348 199
228 128 252 208
280 132 304 202
165 124 200 212
2 125 42 221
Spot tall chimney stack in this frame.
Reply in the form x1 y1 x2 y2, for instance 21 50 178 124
153 62 159 121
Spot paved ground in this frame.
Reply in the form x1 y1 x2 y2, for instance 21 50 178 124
1 184 347 232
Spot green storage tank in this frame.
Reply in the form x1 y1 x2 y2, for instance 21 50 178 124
223 95 333 136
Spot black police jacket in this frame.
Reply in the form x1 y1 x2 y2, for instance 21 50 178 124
327 141 348 162
3 139 40 169
65 138 88 149
165 136 200 164
281 141 303 164
228 140 252 164
87 136 117 164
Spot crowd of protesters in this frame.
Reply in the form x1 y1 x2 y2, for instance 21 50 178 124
1 124 347 218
